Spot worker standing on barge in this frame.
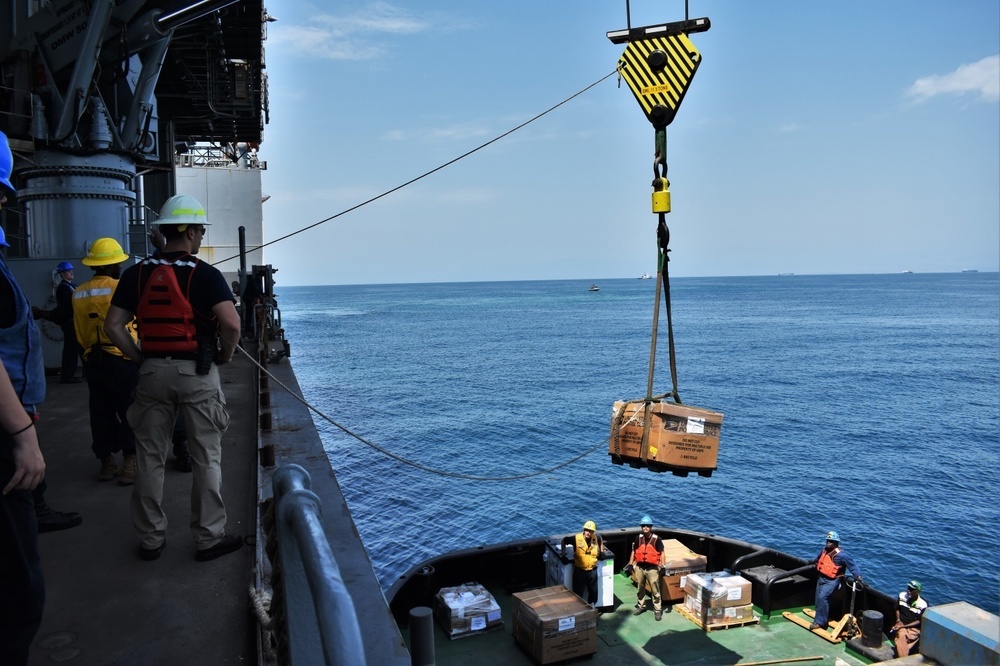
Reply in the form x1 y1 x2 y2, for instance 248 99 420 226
810 530 862 630
561 520 606 606
628 514 666 621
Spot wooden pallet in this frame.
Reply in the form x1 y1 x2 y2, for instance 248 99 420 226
676 604 759 631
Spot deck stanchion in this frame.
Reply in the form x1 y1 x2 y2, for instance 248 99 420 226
408 606 435 666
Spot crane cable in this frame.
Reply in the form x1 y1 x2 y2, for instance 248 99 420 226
210 67 622 267
240 345 607 482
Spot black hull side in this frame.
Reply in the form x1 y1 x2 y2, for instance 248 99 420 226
387 526 897 635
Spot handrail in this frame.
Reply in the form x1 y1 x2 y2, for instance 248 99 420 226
730 547 771 573
272 465 367 665
761 562 816 619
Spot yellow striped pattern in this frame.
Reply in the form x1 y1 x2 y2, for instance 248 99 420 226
618 33 702 126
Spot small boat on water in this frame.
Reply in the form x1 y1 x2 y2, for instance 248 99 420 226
961 269 978 273
387 527 994 665
639 273 651 279
902 269 913 274
588 284 600 291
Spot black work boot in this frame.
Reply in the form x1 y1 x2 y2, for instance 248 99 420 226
33 490 82 533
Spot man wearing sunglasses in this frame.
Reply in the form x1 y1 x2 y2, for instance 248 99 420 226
105 194 242 563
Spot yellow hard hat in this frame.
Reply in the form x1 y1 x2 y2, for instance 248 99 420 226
82 237 129 266
583 520 597 532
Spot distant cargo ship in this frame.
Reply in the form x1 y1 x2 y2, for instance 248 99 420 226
961 269 978 273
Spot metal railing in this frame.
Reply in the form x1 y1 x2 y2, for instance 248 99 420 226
268 465 366 665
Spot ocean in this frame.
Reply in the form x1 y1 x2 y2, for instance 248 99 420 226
277 272 1000 614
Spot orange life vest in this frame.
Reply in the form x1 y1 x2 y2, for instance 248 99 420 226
816 547 844 578
634 534 660 566
135 256 213 355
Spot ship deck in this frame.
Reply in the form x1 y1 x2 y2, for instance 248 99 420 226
402 573 884 665
28 348 410 665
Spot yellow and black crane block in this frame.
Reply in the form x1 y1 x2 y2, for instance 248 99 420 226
608 17 710 129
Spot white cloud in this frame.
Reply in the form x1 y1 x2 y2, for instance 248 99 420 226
777 122 801 133
268 3 468 61
382 124 491 143
907 55 1000 103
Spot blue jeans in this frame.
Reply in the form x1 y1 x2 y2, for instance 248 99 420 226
814 576 841 627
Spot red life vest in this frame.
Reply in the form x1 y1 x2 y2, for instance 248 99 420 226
135 256 212 354
634 534 660 566
816 547 844 578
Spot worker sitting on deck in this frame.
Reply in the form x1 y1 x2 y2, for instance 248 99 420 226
891 580 927 657
561 520 606 606
810 530 862 630
627 514 666 621
104 194 243 562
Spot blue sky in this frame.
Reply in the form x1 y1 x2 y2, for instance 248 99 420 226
258 1 999 286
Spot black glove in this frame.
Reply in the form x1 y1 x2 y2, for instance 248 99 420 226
622 564 634 576
659 567 666 576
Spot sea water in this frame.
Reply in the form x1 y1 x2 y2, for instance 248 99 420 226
278 273 1000 614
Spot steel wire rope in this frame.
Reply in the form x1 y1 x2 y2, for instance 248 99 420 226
210 67 622 267
241 346 607 481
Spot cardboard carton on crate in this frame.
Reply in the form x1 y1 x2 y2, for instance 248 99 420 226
435 582 503 640
685 572 752 609
684 594 756 627
660 539 708 602
512 585 598 664
610 400 723 474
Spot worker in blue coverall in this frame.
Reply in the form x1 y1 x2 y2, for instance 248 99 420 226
810 530 862 630
0 129 48 666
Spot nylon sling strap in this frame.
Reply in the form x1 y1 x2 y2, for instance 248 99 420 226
639 211 682 464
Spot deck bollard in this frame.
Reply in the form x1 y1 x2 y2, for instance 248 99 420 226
409 606 435 666
861 609 884 647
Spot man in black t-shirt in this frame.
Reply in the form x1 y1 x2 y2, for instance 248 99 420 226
105 194 242 563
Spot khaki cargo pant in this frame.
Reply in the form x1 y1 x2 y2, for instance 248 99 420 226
128 358 230 550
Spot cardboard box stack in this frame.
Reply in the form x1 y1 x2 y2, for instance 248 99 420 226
683 572 755 628
660 539 708 602
435 582 503 639
512 585 598 664
610 400 724 473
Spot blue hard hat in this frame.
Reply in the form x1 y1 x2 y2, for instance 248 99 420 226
57 261 74 272
640 515 653 526
825 531 840 542
0 130 15 196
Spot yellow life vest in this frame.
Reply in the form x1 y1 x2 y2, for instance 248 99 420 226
574 532 600 571
73 275 137 359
